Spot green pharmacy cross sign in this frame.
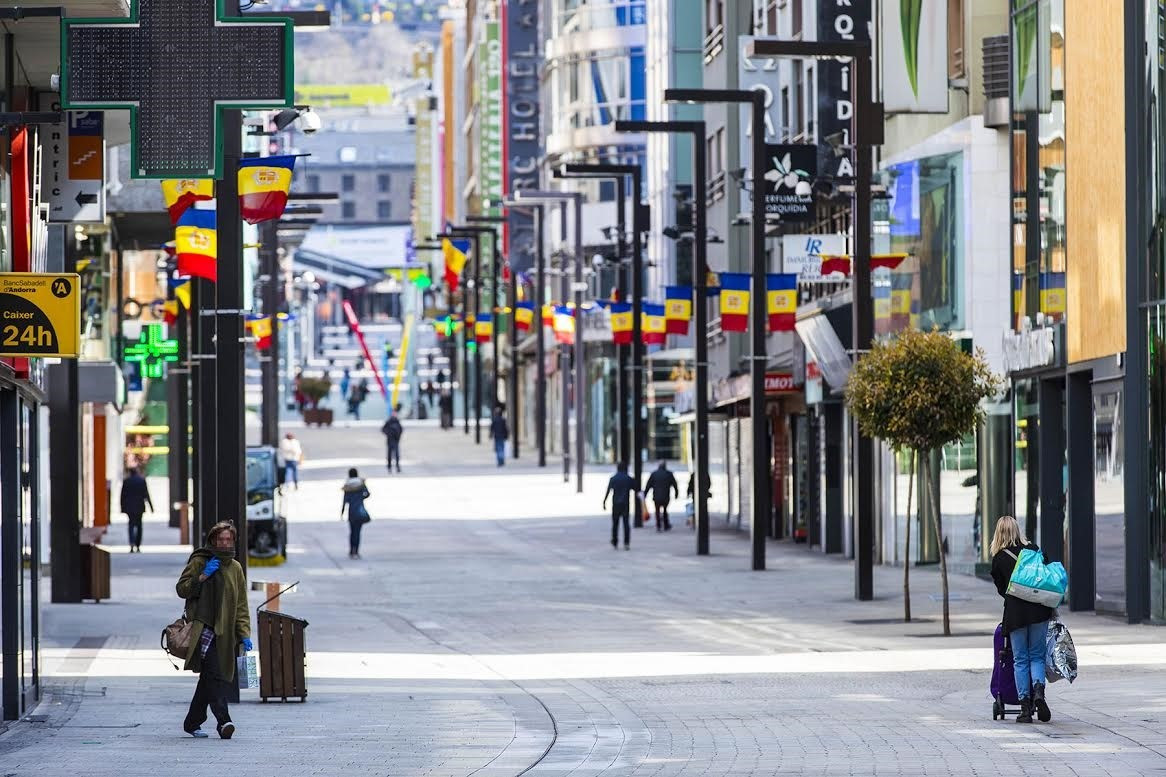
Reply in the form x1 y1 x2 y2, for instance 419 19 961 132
61 0 294 179
124 323 180 379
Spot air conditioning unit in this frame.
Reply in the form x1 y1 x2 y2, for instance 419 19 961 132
982 35 1009 129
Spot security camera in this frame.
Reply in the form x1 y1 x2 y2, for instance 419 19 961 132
299 108 321 134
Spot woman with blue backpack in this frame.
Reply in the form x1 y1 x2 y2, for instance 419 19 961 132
990 515 1055 724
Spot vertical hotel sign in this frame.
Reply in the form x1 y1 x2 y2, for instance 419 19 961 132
816 2 871 181
503 0 541 271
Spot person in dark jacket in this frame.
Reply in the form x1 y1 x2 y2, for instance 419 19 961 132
989 515 1054 724
120 468 154 552
340 468 371 559
603 462 636 550
645 461 679 531
685 472 712 528
176 521 251 739
382 408 403 473
489 406 509 466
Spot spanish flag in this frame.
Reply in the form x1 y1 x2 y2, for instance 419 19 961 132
610 302 633 345
161 179 214 224
250 316 273 350
443 238 471 292
819 255 851 277
175 209 217 282
515 302 534 331
664 286 692 335
642 303 667 345
718 272 750 332
162 300 180 325
475 313 493 343
553 306 575 344
238 156 296 225
766 273 797 332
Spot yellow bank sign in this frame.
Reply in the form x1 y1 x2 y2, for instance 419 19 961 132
0 273 81 357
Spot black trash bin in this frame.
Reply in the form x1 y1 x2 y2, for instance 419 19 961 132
257 609 309 702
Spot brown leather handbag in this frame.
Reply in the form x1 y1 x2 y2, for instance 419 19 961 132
161 612 195 669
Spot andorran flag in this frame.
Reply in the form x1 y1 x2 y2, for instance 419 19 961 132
542 303 555 328
475 313 493 343
161 179 213 224
642 303 667 345
250 316 274 350
443 238 471 292
766 273 797 332
870 253 908 271
718 272 750 332
168 276 193 310
664 286 693 335
553 305 575 345
610 302 633 345
175 209 217 282
162 300 180 325
238 156 296 225
515 302 534 331
819 255 852 277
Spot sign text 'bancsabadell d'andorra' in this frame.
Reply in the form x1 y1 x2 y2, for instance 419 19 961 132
0 273 82 358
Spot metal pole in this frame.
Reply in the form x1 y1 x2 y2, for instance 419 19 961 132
631 173 645 500
749 91 769 572
574 195 584 493
616 183 629 465
473 232 482 444
692 122 710 556
490 228 500 415
260 219 281 447
194 277 217 547
535 206 547 467
560 202 570 483
167 306 190 530
462 265 470 435
509 247 519 459
853 52 875 600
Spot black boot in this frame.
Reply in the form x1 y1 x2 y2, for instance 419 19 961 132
1032 683 1051 722
1016 698 1034 723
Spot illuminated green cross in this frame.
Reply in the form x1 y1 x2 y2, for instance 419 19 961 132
124 323 180 379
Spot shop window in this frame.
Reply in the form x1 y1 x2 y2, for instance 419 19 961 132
1092 383 1125 614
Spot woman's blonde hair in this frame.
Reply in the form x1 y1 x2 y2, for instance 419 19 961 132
990 515 1026 557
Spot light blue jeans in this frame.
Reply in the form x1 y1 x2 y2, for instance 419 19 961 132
1010 620 1049 699
494 439 506 466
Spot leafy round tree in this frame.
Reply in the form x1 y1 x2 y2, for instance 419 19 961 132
845 328 1001 635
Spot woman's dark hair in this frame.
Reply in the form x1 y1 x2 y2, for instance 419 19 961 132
207 520 237 544
348 467 359 477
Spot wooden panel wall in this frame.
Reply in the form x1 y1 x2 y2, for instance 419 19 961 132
1065 1 1126 363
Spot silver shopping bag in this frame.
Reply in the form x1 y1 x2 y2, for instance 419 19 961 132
237 651 259 689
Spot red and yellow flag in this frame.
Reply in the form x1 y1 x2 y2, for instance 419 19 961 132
642 304 667 345
718 273 750 332
610 302 633 345
515 302 534 331
664 286 692 335
766 273 797 332
175 209 217 282
238 156 296 225
475 313 493 343
161 179 213 224
249 316 273 350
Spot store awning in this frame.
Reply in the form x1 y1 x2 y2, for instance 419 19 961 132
795 313 851 390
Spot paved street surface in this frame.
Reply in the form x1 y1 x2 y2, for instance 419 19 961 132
3 422 1165 776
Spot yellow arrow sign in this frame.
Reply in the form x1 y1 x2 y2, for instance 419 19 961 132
0 273 81 357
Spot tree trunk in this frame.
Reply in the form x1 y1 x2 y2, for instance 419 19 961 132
925 451 951 636
903 449 915 623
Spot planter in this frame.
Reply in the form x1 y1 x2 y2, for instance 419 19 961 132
302 408 333 427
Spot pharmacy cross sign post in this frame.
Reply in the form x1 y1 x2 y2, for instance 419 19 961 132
124 323 180 379
61 0 293 179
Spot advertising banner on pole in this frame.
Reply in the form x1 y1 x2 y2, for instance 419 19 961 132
882 0 949 113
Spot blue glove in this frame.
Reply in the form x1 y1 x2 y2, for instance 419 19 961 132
203 557 220 576
242 638 253 652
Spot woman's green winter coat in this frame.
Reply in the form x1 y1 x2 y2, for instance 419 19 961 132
176 548 251 681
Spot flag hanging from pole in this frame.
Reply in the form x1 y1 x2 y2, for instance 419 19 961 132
168 276 193 310
819 255 851 277
766 273 797 332
542 303 555 328
238 155 296 225
515 302 534 331
718 272 750 332
249 316 273 350
870 253 908 271
175 208 217 282
161 179 213 224
553 305 575 344
664 285 693 335
475 312 493 343
642 303 667 345
162 300 179 325
610 302 633 344
443 238 471 292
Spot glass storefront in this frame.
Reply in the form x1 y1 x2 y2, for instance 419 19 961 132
1013 378 1041 543
1146 307 1166 622
1092 379 1126 614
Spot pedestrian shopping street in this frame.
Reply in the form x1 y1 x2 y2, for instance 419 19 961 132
1 422 1163 777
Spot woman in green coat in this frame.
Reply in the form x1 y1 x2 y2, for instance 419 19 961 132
176 521 252 739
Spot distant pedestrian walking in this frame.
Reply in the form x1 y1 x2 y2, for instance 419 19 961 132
120 467 154 552
439 389 454 429
645 461 679 532
348 379 369 420
685 471 712 528
339 367 351 404
278 432 303 489
382 407 403 473
990 515 1054 724
340 468 371 559
176 521 251 739
490 405 509 466
603 462 636 550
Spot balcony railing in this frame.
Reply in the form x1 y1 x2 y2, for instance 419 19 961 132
553 1 647 35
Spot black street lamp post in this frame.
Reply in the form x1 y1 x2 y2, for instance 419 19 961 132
664 88 768 571
614 119 711 555
467 215 517 459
